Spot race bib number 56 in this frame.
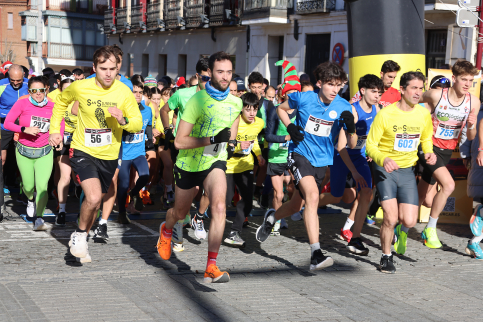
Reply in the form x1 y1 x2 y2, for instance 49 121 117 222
304 115 333 137
84 128 112 147
394 133 419 152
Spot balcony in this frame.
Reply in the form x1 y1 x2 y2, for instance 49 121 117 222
116 7 129 32
185 0 208 28
104 8 115 33
209 0 239 26
47 0 71 11
49 43 98 60
164 0 182 29
147 1 163 30
130 4 146 32
296 0 334 14
241 0 293 24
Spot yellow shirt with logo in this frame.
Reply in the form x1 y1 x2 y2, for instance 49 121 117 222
366 102 433 168
48 89 78 133
50 78 142 160
226 116 264 174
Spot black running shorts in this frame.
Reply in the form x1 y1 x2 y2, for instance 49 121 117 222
287 152 327 189
418 146 453 185
174 160 227 190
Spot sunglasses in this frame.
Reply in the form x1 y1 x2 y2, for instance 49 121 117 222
201 75 211 82
29 88 47 94
430 77 450 89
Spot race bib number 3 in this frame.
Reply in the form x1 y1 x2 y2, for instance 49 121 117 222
304 116 333 137
123 130 144 144
203 142 227 157
30 116 50 133
394 133 420 152
353 135 367 150
84 128 112 147
434 123 461 140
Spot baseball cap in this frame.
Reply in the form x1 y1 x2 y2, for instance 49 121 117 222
234 77 246 91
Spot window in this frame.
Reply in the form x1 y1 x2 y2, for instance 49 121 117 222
142 54 149 77
8 13 13 29
158 55 167 77
178 54 187 79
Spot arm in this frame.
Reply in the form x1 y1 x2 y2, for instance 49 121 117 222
420 88 441 112
420 111 434 154
266 105 289 143
465 95 480 141
174 120 209 149
365 112 387 167
4 101 24 133
338 130 367 189
160 101 171 130
114 95 143 133
276 100 292 128
345 105 359 149
71 101 79 116
50 83 76 134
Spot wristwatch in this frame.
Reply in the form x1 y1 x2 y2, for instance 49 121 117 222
123 117 129 125
228 139 238 146
21 127 25 133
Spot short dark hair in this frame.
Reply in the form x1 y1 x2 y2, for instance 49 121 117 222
132 80 144 90
188 75 198 86
143 85 152 98
208 51 232 71
452 60 478 77
28 76 48 89
59 69 72 77
160 87 171 97
399 71 425 90
42 67 55 79
72 68 84 76
381 60 401 73
241 92 259 109
300 81 314 92
265 85 276 93
313 61 348 84
157 79 168 87
131 74 144 84
59 77 74 91
151 87 162 95
93 46 119 67
111 44 123 58
263 78 269 86
248 71 264 85
196 57 209 74
358 74 384 93
429 75 451 89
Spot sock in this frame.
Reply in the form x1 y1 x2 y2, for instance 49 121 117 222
207 251 218 269
166 184 173 192
266 212 275 225
59 203 66 213
162 227 173 238
195 211 204 220
426 216 438 229
471 234 483 245
99 218 108 225
310 242 320 256
343 218 354 231
382 253 392 257
76 228 86 233
401 225 409 234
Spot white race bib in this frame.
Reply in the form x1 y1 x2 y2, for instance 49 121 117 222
203 142 227 157
394 133 419 152
279 142 289 150
63 132 73 145
30 116 50 133
240 142 254 155
124 130 144 144
353 135 367 150
434 123 461 140
84 128 112 147
304 115 333 137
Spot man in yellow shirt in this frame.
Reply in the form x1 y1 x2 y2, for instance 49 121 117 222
366 71 436 274
48 46 142 262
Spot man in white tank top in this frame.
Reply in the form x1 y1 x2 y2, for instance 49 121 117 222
419 60 479 250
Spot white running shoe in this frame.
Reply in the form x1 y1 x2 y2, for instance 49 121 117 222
33 218 47 231
172 220 184 252
76 251 92 263
172 243 185 252
26 199 36 218
191 216 207 240
69 231 88 258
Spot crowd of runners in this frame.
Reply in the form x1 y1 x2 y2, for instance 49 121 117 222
0 45 482 281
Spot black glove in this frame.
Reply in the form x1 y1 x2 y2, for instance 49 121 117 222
287 123 304 144
340 111 356 134
164 128 173 150
227 144 235 159
210 128 231 144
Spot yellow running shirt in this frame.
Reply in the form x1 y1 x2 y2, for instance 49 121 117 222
226 116 264 174
50 78 142 160
48 88 78 133
366 102 433 168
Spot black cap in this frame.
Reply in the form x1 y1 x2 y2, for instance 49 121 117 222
234 77 246 91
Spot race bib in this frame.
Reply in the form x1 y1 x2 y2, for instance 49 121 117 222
30 116 50 133
304 115 333 137
353 135 367 150
63 132 73 145
123 130 144 144
394 133 420 152
434 123 461 140
279 142 289 150
84 128 112 147
203 142 227 157
240 142 254 155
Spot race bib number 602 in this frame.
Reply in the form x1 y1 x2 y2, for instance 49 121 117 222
304 115 333 137
84 128 112 147
394 133 420 152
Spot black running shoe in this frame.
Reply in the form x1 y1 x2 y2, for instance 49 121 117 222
255 209 276 242
94 223 109 240
347 237 369 256
55 212 66 227
379 255 396 274
117 211 131 224
310 249 334 271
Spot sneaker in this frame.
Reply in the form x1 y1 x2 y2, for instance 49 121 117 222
310 249 334 271
379 255 396 273
242 217 249 227
55 212 66 227
340 228 352 242
172 220 184 252
117 211 131 224
191 216 207 240
26 198 36 219
69 231 88 258
163 197 170 209
256 209 276 242
365 215 375 225
204 265 230 283
156 222 172 260
271 220 281 236
166 191 175 204
172 243 184 252
76 251 92 263
465 240 483 260
291 209 303 221
94 223 109 240
280 218 288 229
17 192 28 205
470 204 483 237
421 227 443 249
394 224 407 255
141 190 154 205
131 192 143 211
224 231 245 246
3 187 10 196
33 218 47 231
347 237 369 256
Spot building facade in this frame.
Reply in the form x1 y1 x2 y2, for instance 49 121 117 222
0 0 29 67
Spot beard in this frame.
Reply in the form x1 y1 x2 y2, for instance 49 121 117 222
10 82 21 90
211 78 228 92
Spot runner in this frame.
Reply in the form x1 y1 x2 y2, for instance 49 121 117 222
224 92 265 246
49 45 142 262
4 76 64 230
255 61 357 271
229 80 238 97
156 51 242 283
366 71 436 273
72 68 85 81
418 60 479 249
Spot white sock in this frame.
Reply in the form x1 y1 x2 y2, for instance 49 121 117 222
166 184 173 192
59 203 66 213
382 253 392 257
310 242 320 256
343 218 354 231
401 225 409 234
99 219 108 225
426 216 438 229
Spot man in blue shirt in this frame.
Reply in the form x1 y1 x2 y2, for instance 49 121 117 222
255 61 358 271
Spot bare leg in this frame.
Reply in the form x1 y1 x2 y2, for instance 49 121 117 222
203 168 228 253
79 178 105 232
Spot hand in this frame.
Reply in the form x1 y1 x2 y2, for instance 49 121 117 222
478 151 483 167
258 155 266 167
425 153 437 165
108 107 125 125
383 157 399 173
48 133 62 146
366 156 373 162
227 144 235 159
240 141 251 149
340 111 356 134
210 128 231 144
153 128 161 138
24 127 40 136
468 111 477 129
164 128 173 150
286 123 304 144
284 135 291 141
55 142 63 151
351 171 367 190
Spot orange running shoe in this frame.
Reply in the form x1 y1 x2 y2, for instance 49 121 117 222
141 190 153 205
156 222 172 260
203 265 230 283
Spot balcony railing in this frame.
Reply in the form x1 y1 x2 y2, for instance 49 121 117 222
104 8 114 33
209 0 238 26
131 4 146 31
241 0 293 21
49 43 98 60
116 7 129 31
147 1 163 30
165 0 182 29
296 0 334 14
185 0 207 28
